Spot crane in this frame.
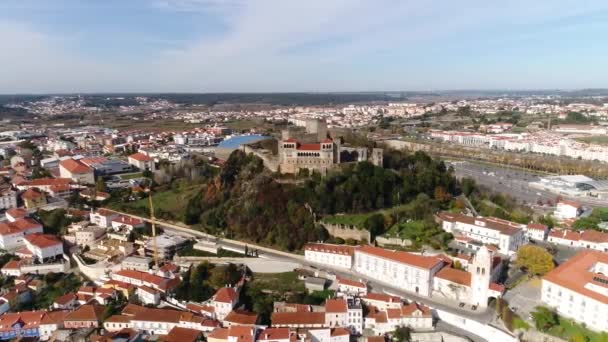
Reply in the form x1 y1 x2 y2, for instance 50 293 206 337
148 189 159 269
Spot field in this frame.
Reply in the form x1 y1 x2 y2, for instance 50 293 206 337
116 181 203 221
119 172 143 180
249 272 306 294
575 136 608 145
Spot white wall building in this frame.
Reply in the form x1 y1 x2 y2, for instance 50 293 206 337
0 218 44 249
23 233 64 261
541 250 608 332
438 212 526 255
0 189 18 211
304 244 356 269
554 201 583 220
128 152 156 172
353 245 445 297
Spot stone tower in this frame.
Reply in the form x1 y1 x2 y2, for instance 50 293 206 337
470 246 492 308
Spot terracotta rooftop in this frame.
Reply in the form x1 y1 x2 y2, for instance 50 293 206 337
60 159 92 174
271 312 325 326
435 267 472 286
129 152 153 162
0 218 42 235
64 304 105 322
163 327 202 342
21 188 44 200
438 212 523 236
325 298 348 313
25 233 62 248
544 250 608 305
212 287 238 303
336 276 366 288
258 328 290 341
224 310 258 325
5 208 28 219
357 245 444 270
305 243 356 256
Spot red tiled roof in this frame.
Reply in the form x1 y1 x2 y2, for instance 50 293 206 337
21 188 44 200
0 218 42 235
325 298 347 313
549 230 581 241
208 328 229 340
60 159 92 174
271 312 325 326
64 304 105 322
54 293 77 305
112 215 144 226
258 328 290 341
361 293 401 303
297 144 321 151
25 233 62 248
558 200 582 209
305 243 356 256
213 287 238 303
330 328 349 337
527 223 548 231
129 152 153 162
19 178 72 187
336 276 366 288
543 250 608 304
435 267 471 286
224 310 258 325
5 208 28 219
357 245 444 270
163 327 202 342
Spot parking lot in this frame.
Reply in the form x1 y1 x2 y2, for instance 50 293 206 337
503 278 542 323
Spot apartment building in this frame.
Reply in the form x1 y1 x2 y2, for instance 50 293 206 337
128 152 156 172
0 188 17 210
304 244 357 269
541 250 608 332
21 233 64 261
353 245 444 297
0 218 44 249
437 212 526 255
59 159 95 184
554 200 584 220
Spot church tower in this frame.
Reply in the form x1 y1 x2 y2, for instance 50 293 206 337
470 246 492 308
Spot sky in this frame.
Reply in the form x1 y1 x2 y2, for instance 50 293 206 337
1 0 608 93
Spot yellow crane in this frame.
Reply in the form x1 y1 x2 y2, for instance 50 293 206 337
148 189 159 269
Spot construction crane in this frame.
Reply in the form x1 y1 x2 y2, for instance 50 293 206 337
148 189 159 269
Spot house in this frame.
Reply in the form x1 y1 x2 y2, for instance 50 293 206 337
59 159 95 184
111 269 181 294
0 188 17 211
5 208 28 222
136 285 161 305
53 293 78 310
0 217 43 249
271 312 326 328
21 233 64 262
0 310 66 340
336 277 367 296
121 256 152 272
128 152 156 172
90 208 120 228
526 223 550 241
305 277 327 292
541 250 608 332
21 187 47 209
14 177 72 192
257 328 291 342
112 215 145 231
162 327 203 342
437 212 526 255
223 310 259 327
63 304 105 329
210 287 239 320
360 293 402 311
304 244 357 269
555 201 584 220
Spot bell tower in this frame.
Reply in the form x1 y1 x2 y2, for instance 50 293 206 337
470 246 492 308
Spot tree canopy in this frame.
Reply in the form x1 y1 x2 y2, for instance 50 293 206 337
516 245 555 276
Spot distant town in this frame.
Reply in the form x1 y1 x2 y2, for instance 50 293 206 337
0 92 606 342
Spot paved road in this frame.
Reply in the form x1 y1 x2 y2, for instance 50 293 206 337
450 161 605 208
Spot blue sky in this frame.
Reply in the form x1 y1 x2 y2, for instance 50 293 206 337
1 0 607 93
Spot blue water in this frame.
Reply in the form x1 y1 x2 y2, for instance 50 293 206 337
217 134 271 149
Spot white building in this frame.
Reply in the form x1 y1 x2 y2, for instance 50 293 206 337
22 233 64 261
305 244 357 269
128 152 156 172
364 302 433 335
0 188 17 211
525 223 550 242
353 245 445 297
554 201 583 220
548 230 608 252
209 287 239 320
336 277 367 296
438 212 526 255
90 209 120 228
541 250 608 332
136 285 161 305
0 218 44 249
59 158 95 184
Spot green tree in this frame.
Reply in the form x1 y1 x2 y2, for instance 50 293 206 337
531 306 559 332
96 178 107 193
516 245 555 276
392 326 412 342
569 332 589 342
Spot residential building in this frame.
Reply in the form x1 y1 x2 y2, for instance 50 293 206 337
136 285 161 305
90 208 120 228
271 312 326 328
0 310 66 341
210 287 239 320
0 217 43 249
144 234 189 259
121 256 152 272
336 277 367 296
541 250 608 332
21 233 64 261
353 245 445 297
59 159 95 184
63 304 105 329
525 223 550 241
5 208 28 222
555 201 584 220
75 226 106 246
128 152 156 172
111 269 181 294
0 188 17 211
112 215 145 231
548 230 608 252
21 188 47 209
437 212 526 255
304 244 357 269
